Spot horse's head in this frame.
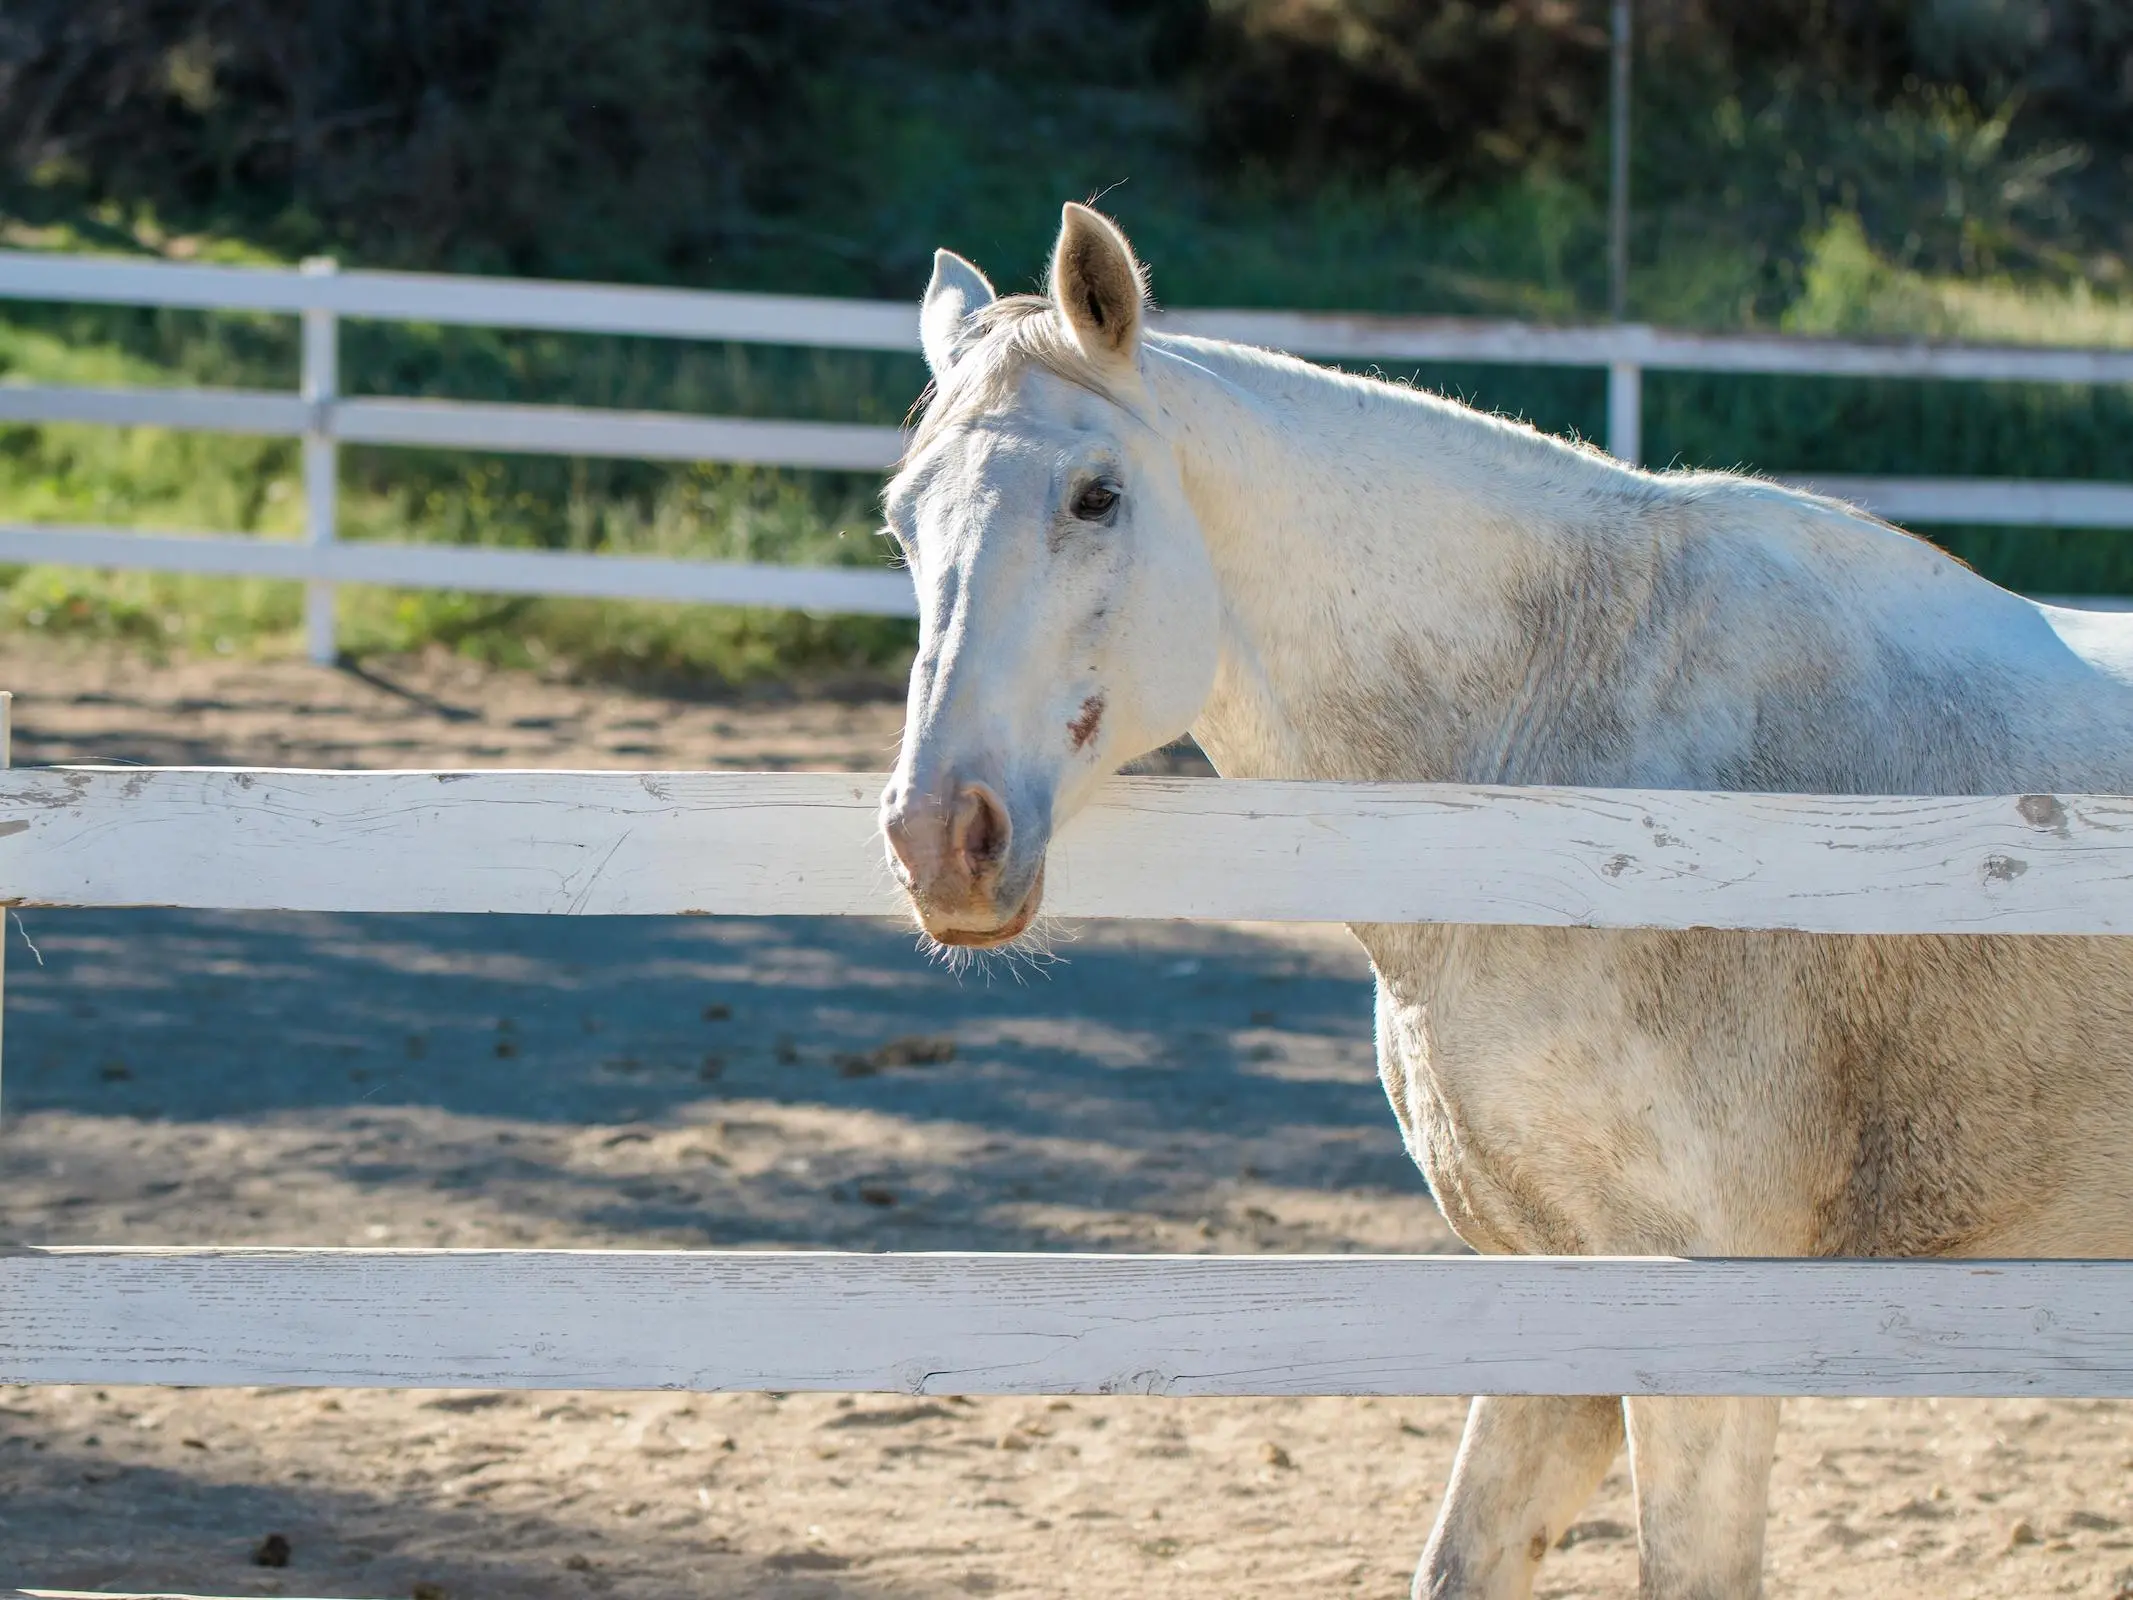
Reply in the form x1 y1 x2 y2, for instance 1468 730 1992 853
879 205 1221 947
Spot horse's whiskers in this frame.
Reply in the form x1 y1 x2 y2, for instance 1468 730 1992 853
907 908 1069 982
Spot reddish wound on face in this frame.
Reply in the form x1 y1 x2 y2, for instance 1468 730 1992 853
1068 694 1105 751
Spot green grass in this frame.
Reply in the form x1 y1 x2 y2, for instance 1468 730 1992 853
0 441 906 686
0 299 915 686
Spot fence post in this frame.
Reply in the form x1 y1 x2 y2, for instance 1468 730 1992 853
300 258 340 666
1607 359 1643 466
1 688 10 1128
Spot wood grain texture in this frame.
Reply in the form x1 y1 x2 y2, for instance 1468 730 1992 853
6 769 2133 933
2 1248 2129 1398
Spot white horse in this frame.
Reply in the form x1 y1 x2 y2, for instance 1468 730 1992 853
877 203 2133 1597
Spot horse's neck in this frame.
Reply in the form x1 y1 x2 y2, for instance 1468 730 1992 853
1147 336 1654 785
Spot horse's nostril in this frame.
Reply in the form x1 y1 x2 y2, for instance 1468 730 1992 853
950 783 1010 874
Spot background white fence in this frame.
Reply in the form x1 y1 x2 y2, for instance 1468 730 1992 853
6 759 2133 1397
4 248 2133 664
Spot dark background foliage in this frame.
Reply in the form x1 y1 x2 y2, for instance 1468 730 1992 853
7 1 2127 282
0 0 1208 283
1205 1 2133 179
0 0 826 278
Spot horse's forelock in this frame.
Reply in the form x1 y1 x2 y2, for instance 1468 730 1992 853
903 295 1123 465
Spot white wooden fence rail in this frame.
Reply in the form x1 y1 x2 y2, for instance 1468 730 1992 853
3 249 2130 662
5 1249 2132 1398
8 768 2133 935
6 764 2133 1400
0 524 918 614
20 249 2133 380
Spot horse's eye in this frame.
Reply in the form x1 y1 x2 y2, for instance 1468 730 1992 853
1071 482 1119 522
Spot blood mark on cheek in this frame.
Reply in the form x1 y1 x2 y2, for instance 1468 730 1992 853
1067 694 1105 751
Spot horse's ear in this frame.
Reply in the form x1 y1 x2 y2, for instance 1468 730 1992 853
921 250 996 378
1050 203 1145 365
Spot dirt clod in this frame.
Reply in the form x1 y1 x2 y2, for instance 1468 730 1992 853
838 1034 956 1077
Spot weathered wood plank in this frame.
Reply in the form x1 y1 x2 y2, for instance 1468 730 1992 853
0 527 917 616
5 769 2133 933
1791 474 2133 531
0 383 308 436
15 248 2133 382
2 1249 2130 1398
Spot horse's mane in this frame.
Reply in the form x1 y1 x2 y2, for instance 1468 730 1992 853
904 295 1124 463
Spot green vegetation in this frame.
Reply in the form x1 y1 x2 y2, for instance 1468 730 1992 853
0 288 926 684
4 3 2130 684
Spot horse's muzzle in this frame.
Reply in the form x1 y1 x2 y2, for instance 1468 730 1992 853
880 777 1046 945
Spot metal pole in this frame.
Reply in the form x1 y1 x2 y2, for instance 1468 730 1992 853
301 257 340 666
1608 0 1632 324
1605 0 1640 463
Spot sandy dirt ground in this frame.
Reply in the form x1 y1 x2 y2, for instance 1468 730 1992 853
0 637 2130 1600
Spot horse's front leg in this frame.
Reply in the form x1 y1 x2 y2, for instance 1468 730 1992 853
1624 1395 1781 1598
1414 1393 1623 1599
